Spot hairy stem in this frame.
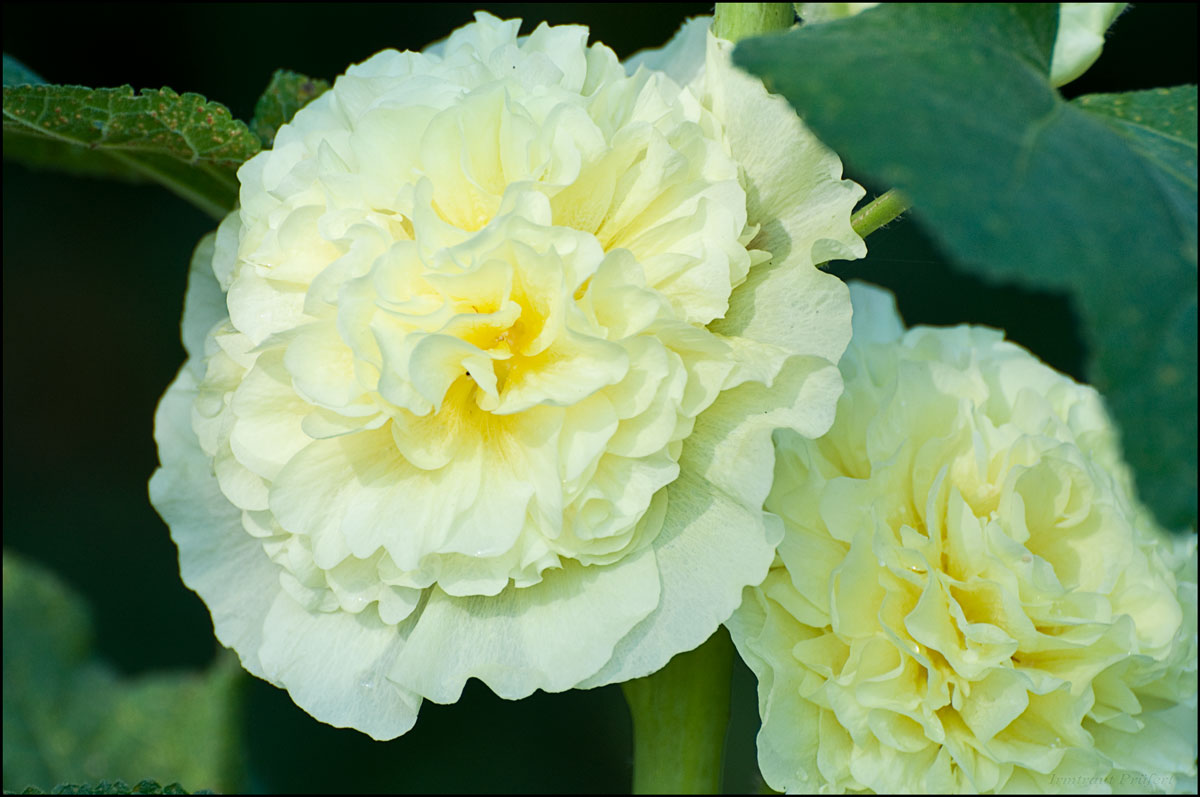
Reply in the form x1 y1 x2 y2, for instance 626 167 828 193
851 188 910 238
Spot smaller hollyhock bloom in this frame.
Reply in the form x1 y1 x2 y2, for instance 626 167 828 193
728 283 1198 793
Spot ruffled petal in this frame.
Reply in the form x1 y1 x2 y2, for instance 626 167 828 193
149 367 277 681
623 17 711 89
257 596 421 740
180 232 228 377
393 550 660 702
701 31 866 269
583 353 840 686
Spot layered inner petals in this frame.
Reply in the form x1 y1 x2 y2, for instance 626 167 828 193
196 11 778 611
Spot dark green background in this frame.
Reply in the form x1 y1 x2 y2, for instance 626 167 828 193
3 3 1196 793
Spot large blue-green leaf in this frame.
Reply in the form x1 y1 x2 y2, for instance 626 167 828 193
734 3 1198 528
2 553 242 794
3 55 260 218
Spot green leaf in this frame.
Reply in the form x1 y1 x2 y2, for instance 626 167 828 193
2 553 243 795
3 54 46 87
1074 87 1198 201
2 83 260 218
734 3 1198 528
10 779 207 795
250 69 330 148
1070 86 1198 529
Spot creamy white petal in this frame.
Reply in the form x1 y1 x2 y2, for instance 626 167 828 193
149 368 277 681
624 17 710 88
582 354 838 686
180 234 227 374
393 550 660 702
848 279 906 345
258 596 422 740
702 32 866 269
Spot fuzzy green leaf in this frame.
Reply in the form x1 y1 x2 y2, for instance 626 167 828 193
2 83 260 218
734 3 1198 528
2 553 243 795
250 69 329 148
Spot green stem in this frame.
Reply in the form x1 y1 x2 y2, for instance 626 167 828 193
622 628 735 795
851 188 910 238
713 3 796 43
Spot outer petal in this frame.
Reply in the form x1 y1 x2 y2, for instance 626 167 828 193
727 576 826 794
150 367 276 682
626 18 867 276
153 239 277 677
581 352 842 686
257 595 421 740
180 232 226 375
153 362 424 741
702 31 866 270
848 279 905 345
623 17 710 87
155 239 424 739
392 549 660 702
712 258 852 369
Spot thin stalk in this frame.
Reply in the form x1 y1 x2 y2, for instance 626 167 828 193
851 188 910 238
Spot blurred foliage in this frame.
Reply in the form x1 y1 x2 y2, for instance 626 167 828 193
9 780 206 795
2 554 242 794
736 3 1198 529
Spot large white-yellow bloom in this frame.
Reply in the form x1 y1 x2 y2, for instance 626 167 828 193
149 13 865 739
729 283 1198 793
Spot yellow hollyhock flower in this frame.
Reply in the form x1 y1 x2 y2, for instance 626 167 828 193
150 13 864 739
729 283 1198 793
